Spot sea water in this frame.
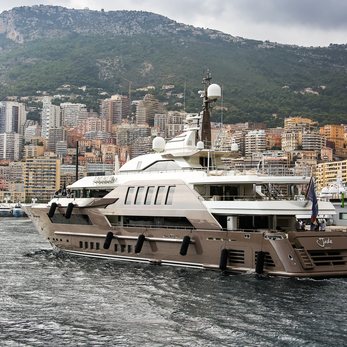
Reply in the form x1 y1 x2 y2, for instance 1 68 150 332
0 218 346 346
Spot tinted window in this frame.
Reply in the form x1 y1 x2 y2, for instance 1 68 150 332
155 186 166 205
125 187 136 205
165 186 175 205
145 186 155 205
135 187 145 205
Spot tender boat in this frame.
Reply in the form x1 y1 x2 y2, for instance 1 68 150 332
25 75 347 278
0 203 13 217
12 203 27 218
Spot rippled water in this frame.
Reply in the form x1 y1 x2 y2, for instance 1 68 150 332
1 218 347 346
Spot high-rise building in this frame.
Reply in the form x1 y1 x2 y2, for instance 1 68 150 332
136 94 165 126
131 136 152 158
116 124 151 147
282 117 323 153
101 95 130 131
0 161 25 203
23 144 45 159
165 111 186 139
60 102 88 128
24 122 41 143
153 113 167 137
56 141 68 157
245 130 266 157
281 131 301 152
0 101 27 134
23 155 60 202
265 128 283 150
0 132 23 160
154 111 186 139
41 96 62 139
230 130 247 156
319 124 345 150
47 127 66 152
302 131 327 151
81 116 107 133
316 159 347 191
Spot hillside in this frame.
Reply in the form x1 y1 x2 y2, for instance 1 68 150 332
0 5 347 126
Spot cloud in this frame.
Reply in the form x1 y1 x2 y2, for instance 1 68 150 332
232 0 347 29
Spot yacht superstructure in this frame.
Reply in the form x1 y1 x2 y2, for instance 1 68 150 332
25 76 347 278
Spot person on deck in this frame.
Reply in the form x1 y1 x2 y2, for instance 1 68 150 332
320 219 326 231
310 222 319 231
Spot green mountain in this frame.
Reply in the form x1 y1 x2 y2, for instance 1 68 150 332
0 5 346 126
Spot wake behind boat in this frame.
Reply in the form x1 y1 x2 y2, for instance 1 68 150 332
25 74 347 278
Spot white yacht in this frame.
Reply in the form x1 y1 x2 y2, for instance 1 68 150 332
26 76 347 278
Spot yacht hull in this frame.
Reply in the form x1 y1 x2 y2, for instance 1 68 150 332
26 205 347 278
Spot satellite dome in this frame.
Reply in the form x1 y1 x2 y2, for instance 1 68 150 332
328 185 338 194
207 84 221 100
152 137 166 152
197 141 204 150
231 143 239 152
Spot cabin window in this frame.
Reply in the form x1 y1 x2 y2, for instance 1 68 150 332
49 214 92 225
155 186 166 205
225 186 238 200
125 187 136 205
276 216 290 229
114 244 118 252
123 215 194 229
339 213 347 220
210 185 223 198
145 186 155 205
213 214 228 229
238 215 270 230
121 245 126 253
79 241 83 248
96 242 100 250
144 160 180 172
106 215 122 226
84 241 88 248
127 245 132 253
90 242 94 249
135 187 145 205
90 189 110 198
165 186 175 205
136 161 142 170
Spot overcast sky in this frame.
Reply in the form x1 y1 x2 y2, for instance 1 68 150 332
0 0 346 47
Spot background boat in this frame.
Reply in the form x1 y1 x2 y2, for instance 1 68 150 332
0 202 27 217
0 203 13 217
12 203 27 217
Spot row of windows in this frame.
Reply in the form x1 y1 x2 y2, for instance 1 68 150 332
125 185 175 205
79 241 132 253
51 237 66 242
115 244 132 253
79 241 100 250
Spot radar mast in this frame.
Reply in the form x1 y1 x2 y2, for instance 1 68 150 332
200 71 221 148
